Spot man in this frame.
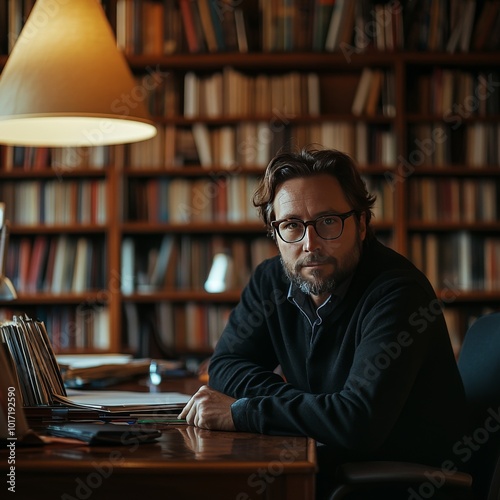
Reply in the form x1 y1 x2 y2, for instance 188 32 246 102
179 148 466 495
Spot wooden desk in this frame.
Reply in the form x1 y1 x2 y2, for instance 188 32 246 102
3 424 316 500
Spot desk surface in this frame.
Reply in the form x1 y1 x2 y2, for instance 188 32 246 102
2 378 317 500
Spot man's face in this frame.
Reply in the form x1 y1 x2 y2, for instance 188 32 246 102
273 174 366 305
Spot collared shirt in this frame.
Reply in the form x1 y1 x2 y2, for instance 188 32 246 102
287 277 352 343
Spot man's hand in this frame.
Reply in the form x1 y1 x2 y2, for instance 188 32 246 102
178 385 236 431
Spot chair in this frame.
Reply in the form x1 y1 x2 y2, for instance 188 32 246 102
457 312 500 500
329 312 500 500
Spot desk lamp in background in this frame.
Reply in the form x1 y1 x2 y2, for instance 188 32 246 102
0 203 16 301
0 0 157 147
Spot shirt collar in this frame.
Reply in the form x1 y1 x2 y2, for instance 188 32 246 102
287 273 353 309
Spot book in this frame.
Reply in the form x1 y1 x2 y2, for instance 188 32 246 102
197 0 218 52
312 0 335 51
150 235 175 288
192 123 213 166
121 237 135 294
142 0 164 55
351 68 373 115
179 0 200 52
324 0 346 51
365 69 384 115
234 7 248 52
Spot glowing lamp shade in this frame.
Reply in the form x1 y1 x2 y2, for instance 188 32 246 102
0 0 157 147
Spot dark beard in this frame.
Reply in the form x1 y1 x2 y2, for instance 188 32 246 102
280 235 362 297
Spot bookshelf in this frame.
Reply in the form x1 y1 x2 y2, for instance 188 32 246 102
1 0 499 361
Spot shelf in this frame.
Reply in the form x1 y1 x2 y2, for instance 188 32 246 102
436 290 500 302
0 168 108 179
122 290 242 303
1 292 109 305
124 166 267 176
10 224 109 235
126 51 500 72
408 222 500 232
408 167 500 176
121 222 267 234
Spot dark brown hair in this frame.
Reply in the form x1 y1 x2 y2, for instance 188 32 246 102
253 147 376 238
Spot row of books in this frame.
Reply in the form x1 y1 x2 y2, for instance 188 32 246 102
112 0 500 55
0 144 111 172
410 232 500 292
182 68 320 118
6 122 499 174
123 173 395 225
7 236 106 294
1 180 107 226
108 0 498 55
405 0 500 53
0 121 396 172
408 123 500 167
0 305 110 352
408 178 500 223
138 64 394 122
123 301 232 356
116 0 250 55
126 122 398 170
3 0 500 57
125 175 260 223
410 69 500 116
121 234 277 294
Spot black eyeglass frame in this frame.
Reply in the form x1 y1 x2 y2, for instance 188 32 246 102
271 210 357 243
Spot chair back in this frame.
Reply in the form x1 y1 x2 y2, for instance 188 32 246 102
457 312 500 500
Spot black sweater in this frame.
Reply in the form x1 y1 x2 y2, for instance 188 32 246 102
209 238 467 466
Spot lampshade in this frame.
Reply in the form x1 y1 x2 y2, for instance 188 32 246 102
0 0 157 147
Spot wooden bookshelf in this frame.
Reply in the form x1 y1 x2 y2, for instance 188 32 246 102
1 0 500 358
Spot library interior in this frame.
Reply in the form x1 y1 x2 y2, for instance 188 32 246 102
0 1 500 499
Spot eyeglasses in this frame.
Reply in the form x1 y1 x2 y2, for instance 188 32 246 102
271 210 356 243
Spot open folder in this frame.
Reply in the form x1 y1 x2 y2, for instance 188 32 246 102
0 315 190 426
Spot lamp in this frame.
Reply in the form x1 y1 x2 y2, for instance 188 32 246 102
0 203 16 301
0 0 157 147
